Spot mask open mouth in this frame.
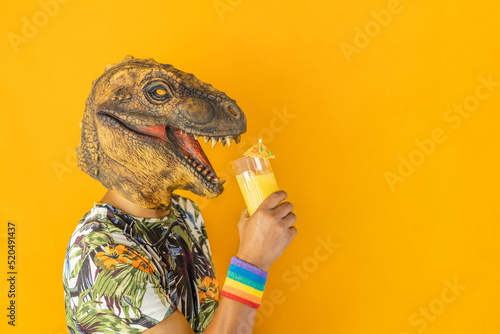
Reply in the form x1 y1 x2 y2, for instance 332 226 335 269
97 110 242 191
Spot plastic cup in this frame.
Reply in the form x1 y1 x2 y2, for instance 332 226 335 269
232 156 279 216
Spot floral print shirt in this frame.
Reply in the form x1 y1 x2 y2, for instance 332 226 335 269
63 195 220 334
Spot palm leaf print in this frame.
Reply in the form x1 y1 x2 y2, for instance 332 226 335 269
63 196 220 334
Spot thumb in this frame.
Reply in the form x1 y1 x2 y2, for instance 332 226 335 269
238 209 249 230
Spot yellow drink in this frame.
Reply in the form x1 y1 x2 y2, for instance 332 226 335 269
235 171 279 215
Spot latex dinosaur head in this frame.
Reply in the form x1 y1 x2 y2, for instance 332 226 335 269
77 56 246 210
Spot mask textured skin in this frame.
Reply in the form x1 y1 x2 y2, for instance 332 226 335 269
77 55 246 210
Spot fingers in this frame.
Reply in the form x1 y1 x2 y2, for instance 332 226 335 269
281 211 297 228
274 201 294 218
258 191 288 210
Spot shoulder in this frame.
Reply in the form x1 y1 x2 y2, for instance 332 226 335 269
64 204 163 292
64 203 147 271
67 203 124 250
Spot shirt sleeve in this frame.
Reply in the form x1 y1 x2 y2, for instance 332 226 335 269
64 239 176 334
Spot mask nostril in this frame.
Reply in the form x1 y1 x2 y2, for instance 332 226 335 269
228 105 238 116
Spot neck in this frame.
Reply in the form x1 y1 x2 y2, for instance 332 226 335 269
100 190 171 218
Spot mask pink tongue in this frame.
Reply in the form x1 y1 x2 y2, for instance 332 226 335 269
174 129 215 171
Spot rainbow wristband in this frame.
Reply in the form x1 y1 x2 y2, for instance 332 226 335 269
221 257 268 309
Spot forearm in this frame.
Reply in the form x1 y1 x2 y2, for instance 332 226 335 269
205 255 268 333
204 296 257 334
204 195 296 333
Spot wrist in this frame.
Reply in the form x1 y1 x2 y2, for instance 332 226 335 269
221 256 269 309
235 251 271 272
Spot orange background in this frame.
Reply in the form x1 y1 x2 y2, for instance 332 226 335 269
1 0 500 333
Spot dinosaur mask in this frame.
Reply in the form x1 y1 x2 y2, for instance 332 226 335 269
77 56 246 210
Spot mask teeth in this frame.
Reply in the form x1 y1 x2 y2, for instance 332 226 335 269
180 129 240 148
183 154 221 183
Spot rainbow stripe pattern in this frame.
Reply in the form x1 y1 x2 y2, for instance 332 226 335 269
221 257 268 309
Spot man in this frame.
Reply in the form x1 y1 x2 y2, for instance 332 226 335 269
63 56 297 333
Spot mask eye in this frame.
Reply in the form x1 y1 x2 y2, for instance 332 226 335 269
155 89 167 96
145 82 172 102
